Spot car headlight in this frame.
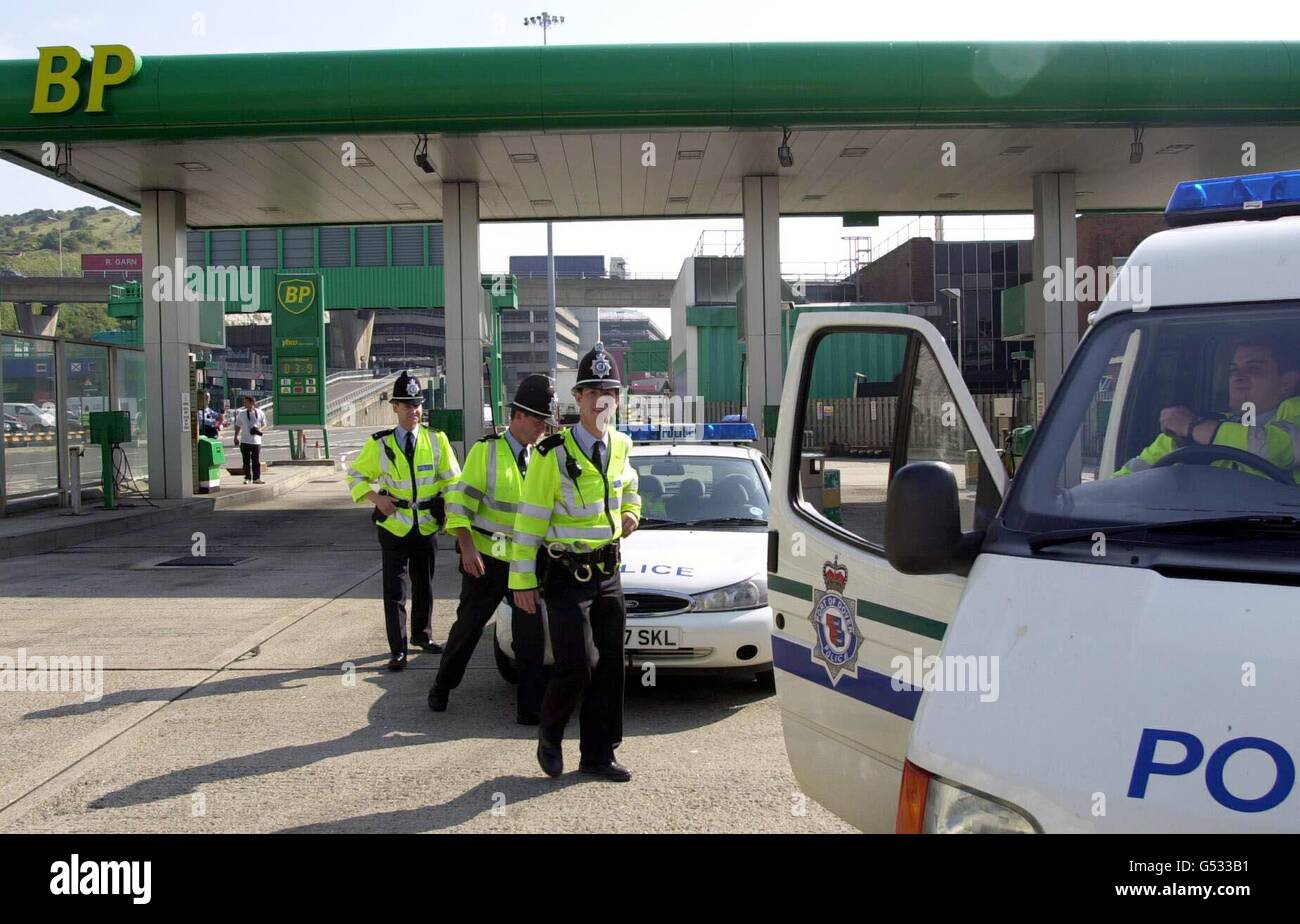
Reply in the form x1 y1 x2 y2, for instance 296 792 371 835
922 776 1038 834
691 574 768 612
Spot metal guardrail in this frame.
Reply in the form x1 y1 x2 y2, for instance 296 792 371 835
257 369 391 415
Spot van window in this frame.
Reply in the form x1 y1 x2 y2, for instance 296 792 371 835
904 342 999 532
790 329 909 549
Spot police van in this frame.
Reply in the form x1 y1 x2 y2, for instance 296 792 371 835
494 422 776 687
769 170 1300 832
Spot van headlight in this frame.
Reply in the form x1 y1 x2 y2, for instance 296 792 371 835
923 778 1038 833
692 574 768 612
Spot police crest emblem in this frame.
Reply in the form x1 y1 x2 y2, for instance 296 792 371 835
405 379 420 397
808 555 861 685
592 341 611 378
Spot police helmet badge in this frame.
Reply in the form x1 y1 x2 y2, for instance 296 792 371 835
405 378 420 397
808 555 861 685
592 341 612 379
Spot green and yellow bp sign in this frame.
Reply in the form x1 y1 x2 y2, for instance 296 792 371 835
271 273 326 427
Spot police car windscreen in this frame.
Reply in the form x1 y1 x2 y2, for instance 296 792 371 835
633 456 768 526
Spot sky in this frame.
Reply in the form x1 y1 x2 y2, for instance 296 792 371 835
3 0 1297 331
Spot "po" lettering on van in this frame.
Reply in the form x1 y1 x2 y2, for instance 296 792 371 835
1127 727 1296 813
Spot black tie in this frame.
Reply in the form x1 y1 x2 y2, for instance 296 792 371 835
517 446 528 474
591 440 603 473
403 432 415 472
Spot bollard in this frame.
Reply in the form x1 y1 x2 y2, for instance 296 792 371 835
67 445 85 515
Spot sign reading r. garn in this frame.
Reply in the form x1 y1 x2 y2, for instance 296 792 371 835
30 45 139 115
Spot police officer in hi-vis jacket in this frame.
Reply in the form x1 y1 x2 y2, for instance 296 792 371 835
346 370 460 671
509 343 641 782
429 374 555 722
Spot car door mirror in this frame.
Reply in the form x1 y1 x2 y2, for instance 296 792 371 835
885 462 980 576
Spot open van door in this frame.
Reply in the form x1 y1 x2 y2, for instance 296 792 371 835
768 312 1006 832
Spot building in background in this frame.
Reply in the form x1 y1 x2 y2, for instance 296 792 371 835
500 307 581 390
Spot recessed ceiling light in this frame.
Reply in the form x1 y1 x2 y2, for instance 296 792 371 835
667 195 690 203
1075 190 1094 197
935 192 960 199
395 202 419 210
1155 144 1194 155
839 147 869 158
677 150 705 160
802 194 825 201
529 198 553 207
510 153 539 164
176 161 211 172
999 145 1032 155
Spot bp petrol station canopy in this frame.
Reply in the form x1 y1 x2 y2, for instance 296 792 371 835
2 42 1300 226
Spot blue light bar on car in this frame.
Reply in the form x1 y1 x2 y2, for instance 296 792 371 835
1165 169 1300 227
619 422 756 442
701 422 757 441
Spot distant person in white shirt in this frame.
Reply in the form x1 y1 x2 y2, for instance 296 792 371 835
234 395 268 484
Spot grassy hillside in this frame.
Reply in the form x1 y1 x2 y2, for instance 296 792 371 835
0 205 141 339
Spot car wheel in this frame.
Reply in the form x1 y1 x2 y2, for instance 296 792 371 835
494 634 518 684
755 668 776 692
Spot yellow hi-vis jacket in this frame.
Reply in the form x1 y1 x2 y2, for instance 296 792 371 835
444 434 526 561
1117 395 1300 483
508 427 641 590
346 425 460 537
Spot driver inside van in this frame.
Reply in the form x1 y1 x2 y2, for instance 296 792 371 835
1117 339 1300 482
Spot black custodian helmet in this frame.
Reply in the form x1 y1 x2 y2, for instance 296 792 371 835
511 373 556 422
391 369 425 404
574 341 621 390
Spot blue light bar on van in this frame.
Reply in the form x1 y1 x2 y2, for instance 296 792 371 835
1165 169 1300 227
619 422 756 442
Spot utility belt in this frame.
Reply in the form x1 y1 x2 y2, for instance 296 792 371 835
372 489 445 526
539 539 621 585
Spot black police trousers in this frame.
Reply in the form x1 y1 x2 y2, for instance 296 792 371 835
539 565 626 766
377 526 435 657
434 553 547 721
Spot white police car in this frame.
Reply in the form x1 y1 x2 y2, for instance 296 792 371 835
494 422 775 688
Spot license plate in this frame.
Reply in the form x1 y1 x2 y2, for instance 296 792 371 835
624 626 681 649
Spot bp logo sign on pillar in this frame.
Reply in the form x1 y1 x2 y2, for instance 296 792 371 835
277 278 317 315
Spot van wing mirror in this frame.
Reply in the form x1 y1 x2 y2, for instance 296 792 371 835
884 462 980 576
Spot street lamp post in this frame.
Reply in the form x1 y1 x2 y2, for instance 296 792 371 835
42 215 64 277
525 12 565 379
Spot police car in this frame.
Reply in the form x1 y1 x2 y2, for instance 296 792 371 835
494 422 776 688
770 169 1300 832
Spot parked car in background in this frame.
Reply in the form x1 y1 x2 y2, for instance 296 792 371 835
3 403 55 432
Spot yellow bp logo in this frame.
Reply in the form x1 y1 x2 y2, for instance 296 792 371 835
277 278 317 315
808 555 861 685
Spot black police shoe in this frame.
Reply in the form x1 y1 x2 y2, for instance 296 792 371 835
537 740 564 777
413 637 444 654
387 652 408 672
428 686 449 712
578 760 632 783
